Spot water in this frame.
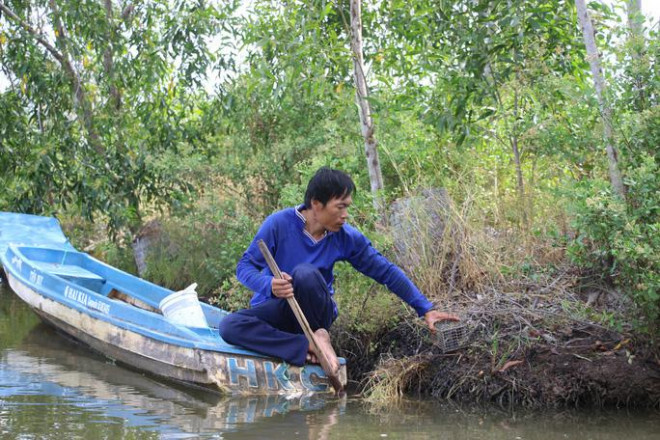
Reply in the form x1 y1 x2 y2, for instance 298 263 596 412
0 282 658 439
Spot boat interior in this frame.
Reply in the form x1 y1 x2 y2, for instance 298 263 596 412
14 245 226 329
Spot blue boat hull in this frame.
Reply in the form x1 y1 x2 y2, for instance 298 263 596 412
0 213 346 395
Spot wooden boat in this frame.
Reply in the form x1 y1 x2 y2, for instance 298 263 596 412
0 212 347 395
6 323 339 434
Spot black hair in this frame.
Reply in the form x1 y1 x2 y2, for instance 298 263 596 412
304 167 356 208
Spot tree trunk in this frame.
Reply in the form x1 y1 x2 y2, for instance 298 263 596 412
349 0 384 212
511 84 528 227
575 0 626 199
627 0 643 38
627 0 647 109
104 0 121 111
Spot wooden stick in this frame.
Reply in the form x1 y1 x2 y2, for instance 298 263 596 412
257 240 344 394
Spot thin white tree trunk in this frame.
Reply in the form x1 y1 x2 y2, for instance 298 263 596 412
575 0 626 199
349 0 384 211
511 84 527 226
627 0 643 37
627 0 647 109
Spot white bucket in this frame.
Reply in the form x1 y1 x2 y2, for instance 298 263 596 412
159 283 208 328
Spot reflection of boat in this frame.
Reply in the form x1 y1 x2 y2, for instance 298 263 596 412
4 324 340 436
0 212 347 395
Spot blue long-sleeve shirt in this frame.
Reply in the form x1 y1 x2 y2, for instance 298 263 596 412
236 206 433 317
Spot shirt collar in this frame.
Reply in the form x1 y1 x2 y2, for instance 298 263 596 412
295 204 327 244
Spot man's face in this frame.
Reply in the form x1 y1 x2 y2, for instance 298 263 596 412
312 195 352 232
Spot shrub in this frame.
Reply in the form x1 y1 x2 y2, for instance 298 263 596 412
568 156 660 332
142 198 255 308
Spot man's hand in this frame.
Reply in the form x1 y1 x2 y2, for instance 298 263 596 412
424 309 460 333
271 272 294 298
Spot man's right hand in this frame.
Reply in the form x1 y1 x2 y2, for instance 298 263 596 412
271 272 294 298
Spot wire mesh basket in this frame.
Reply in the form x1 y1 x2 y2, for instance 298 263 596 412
434 319 471 353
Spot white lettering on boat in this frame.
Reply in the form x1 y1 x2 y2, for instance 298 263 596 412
29 270 43 286
87 297 110 314
64 285 88 306
64 285 110 314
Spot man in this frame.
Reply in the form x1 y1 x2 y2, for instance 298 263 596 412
219 167 458 374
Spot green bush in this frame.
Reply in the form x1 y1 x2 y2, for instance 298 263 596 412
568 155 660 332
142 198 255 308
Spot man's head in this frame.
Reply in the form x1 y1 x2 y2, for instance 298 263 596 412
304 167 356 208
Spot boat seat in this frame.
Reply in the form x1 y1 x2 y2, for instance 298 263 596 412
102 282 160 314
33 262 104 282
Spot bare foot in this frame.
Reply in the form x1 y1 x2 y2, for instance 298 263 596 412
310 328 340 376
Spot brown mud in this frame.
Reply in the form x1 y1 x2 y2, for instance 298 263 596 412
333 286 660 409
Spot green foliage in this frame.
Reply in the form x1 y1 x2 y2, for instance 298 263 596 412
564 13 660 332
97 240 140 275
608 9 660 114
210 0 360 215
0 0 238 237
333 261 402 335
141 197 255 302
568 156 660 330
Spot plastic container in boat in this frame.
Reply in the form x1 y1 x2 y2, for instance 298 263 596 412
159 283 208 328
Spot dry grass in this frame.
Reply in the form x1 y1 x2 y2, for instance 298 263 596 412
362 353 432 410
387 186 573 305
388 188 490 299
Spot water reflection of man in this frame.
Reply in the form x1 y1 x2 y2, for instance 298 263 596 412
219 167 459 373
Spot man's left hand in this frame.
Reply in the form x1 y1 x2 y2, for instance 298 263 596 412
424 309 460 333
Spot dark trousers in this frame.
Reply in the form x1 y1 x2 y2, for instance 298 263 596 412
218 264 335 366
